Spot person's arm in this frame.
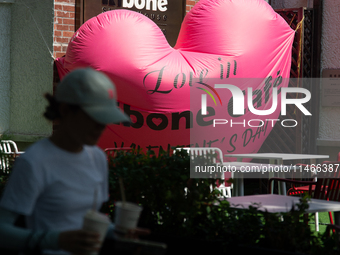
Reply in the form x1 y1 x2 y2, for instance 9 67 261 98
0 207 59 252
0 207 102 254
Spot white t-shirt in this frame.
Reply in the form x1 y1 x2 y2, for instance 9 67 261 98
0 138 109 253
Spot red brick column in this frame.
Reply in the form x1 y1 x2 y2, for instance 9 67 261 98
53 0 199 58
186 0 200 12
53 0 76 58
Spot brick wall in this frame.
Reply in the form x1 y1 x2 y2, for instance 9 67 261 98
53 0 76 58
186 0 200 12
53 0 200 58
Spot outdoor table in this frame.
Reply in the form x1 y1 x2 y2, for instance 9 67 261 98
225 194 340 226
224 153 330 196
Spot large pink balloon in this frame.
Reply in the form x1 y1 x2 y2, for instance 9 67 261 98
55 0 294 156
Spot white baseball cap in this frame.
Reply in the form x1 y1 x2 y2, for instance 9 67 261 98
55 68 130 125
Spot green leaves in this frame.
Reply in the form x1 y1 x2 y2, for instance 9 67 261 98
105 147 223 235
104 148 340 254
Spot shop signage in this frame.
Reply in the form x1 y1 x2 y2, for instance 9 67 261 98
76 0 186 46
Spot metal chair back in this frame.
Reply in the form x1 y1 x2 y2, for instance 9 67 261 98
174 147 232 197
313 161 340 201
104 147 133 160
0 140 22 172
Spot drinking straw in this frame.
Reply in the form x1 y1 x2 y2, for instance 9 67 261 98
119 177 126 207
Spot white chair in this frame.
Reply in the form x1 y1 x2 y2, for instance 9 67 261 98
175 147 233 197
0 140 23 172
104 147 132 160
1 140 20 154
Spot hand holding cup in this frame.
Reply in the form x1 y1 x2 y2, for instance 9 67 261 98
58 229 101 255
81 210 111 255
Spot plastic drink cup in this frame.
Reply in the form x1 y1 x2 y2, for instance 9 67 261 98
114 201 143 233
82 210 111 255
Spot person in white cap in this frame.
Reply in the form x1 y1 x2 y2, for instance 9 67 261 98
0 68 144 255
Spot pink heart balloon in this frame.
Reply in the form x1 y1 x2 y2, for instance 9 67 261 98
55 0 294 156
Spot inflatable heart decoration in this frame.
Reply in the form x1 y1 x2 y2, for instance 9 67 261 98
55 0 295 157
